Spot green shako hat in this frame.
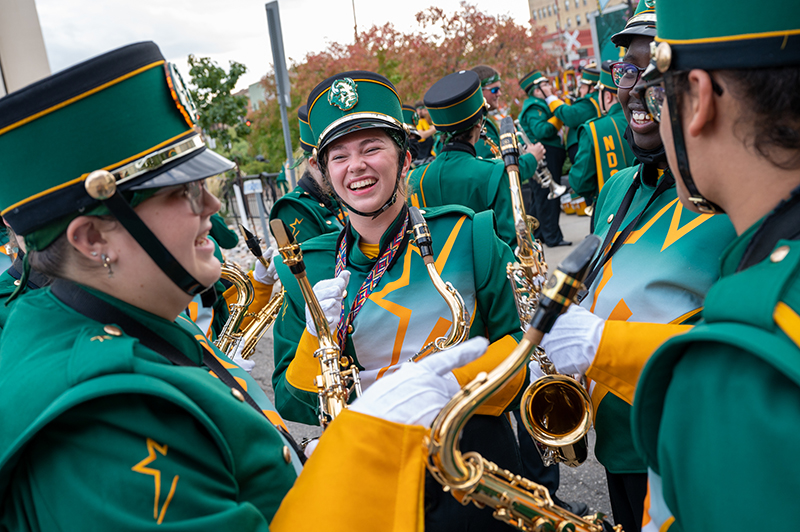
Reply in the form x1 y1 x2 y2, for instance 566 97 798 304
307 70 405 153
580 64 600 85
424 70 486 133
401 104 419 127
599 60 618 93
0 41 233 296
520 70 549 93
611 0 656 48
297 104 315 154
653 0 800 72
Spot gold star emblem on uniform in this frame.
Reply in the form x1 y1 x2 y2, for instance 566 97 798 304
289 218 303 238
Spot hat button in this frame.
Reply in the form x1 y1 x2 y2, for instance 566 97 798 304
13 279 20 286
319 202 326 207
104 325 122 336
607 214 614 224
771 245 790 263
231 388 245 402
326 220 332 225
282 445 292 463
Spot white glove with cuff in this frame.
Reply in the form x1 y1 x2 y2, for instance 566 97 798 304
305 270 351 337
529 304 604 380
253 247 280 286
350 337 489 427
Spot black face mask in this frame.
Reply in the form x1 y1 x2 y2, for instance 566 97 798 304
624 126 668 166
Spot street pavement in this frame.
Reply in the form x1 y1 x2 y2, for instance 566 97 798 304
247 209 615 523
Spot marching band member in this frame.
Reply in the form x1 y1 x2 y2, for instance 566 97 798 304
0 42 487 531
272 70 528 531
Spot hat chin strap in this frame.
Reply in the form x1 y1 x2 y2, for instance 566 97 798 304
664 73 724 214
101 192 209 296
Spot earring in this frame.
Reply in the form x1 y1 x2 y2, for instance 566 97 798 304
91 251 98 257
101 253 114 278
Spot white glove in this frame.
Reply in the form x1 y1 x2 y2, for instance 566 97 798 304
305 270 351 337
529 304 604 380
253 247 279 286
350 337 489 427
230 340 255 374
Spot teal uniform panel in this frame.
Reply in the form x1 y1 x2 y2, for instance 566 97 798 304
406 148 517 249
568 103 633 203
584 164 737 473
0 286 300 529
633 225 800 531
272 206 523 425
518 97 562 149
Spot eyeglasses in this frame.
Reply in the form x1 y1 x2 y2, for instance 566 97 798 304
485 86 501 95
155 179 207 214
637 74 724 123
610 61 647 89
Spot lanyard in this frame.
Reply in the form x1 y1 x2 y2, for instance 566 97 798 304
580 167 675 300
334 210 410 349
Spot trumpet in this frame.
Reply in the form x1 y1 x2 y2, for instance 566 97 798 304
270 219 361 427
500 117 593 468
427 236 618 531
514 119 568 200
408 206 470 362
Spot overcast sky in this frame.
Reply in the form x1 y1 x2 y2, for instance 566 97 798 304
35 0 533 92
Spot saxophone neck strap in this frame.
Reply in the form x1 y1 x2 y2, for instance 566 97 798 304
49 279 306 463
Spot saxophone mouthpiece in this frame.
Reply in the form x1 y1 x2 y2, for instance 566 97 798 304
409 207 434 262
239 223 269 268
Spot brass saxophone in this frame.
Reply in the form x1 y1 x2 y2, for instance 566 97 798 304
408 206 470 362
500 117 593 468
514 119 567 200
270 219 362 427
215 261 255 356
427 236 620 531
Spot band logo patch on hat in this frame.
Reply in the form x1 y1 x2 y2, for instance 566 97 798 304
165 62 198 126
328 78 359 111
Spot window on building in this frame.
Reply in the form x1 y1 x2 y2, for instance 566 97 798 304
583 0 588 5
556 20 561 29
565 0 569 11
567 17 572 28
575 0 579 8
548 5 552 16
576 13 581 25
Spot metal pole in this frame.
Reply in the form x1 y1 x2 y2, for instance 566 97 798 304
352 0 358 42
265 1 297 189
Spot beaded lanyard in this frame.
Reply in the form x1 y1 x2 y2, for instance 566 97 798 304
334 211 409 348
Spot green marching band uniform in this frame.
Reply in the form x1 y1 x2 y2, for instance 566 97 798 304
268 105 345 243
547 65 603 163
518 69 568 246
0 42 439 531
405 70 538 249
272 70 528 531
568 61 635 207
629 0 800 530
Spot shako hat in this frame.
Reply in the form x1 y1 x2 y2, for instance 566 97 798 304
599 60 618 93
401 104 419 128
0 41 233 296
424 70 486 133
306 70 405 154
297 104 315 154
520 70 549 93
611 0 657 48
580 64 600 85
653 0 800 72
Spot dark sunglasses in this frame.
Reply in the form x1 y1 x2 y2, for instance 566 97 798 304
485 86 501 95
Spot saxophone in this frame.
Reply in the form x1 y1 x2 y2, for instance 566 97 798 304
270 219 362 427
514 119 567 200
500 117 593 468
408 206 470 362
427 236 619 531
215 261 255 356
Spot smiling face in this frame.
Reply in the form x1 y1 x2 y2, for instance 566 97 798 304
325 128 410 227
619 35 662 151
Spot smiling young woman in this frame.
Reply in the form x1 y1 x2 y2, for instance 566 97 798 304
272 70 530 531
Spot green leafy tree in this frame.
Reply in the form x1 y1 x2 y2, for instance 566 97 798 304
187 55 251 154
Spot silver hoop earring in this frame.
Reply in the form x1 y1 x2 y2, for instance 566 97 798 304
101 253 114 278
